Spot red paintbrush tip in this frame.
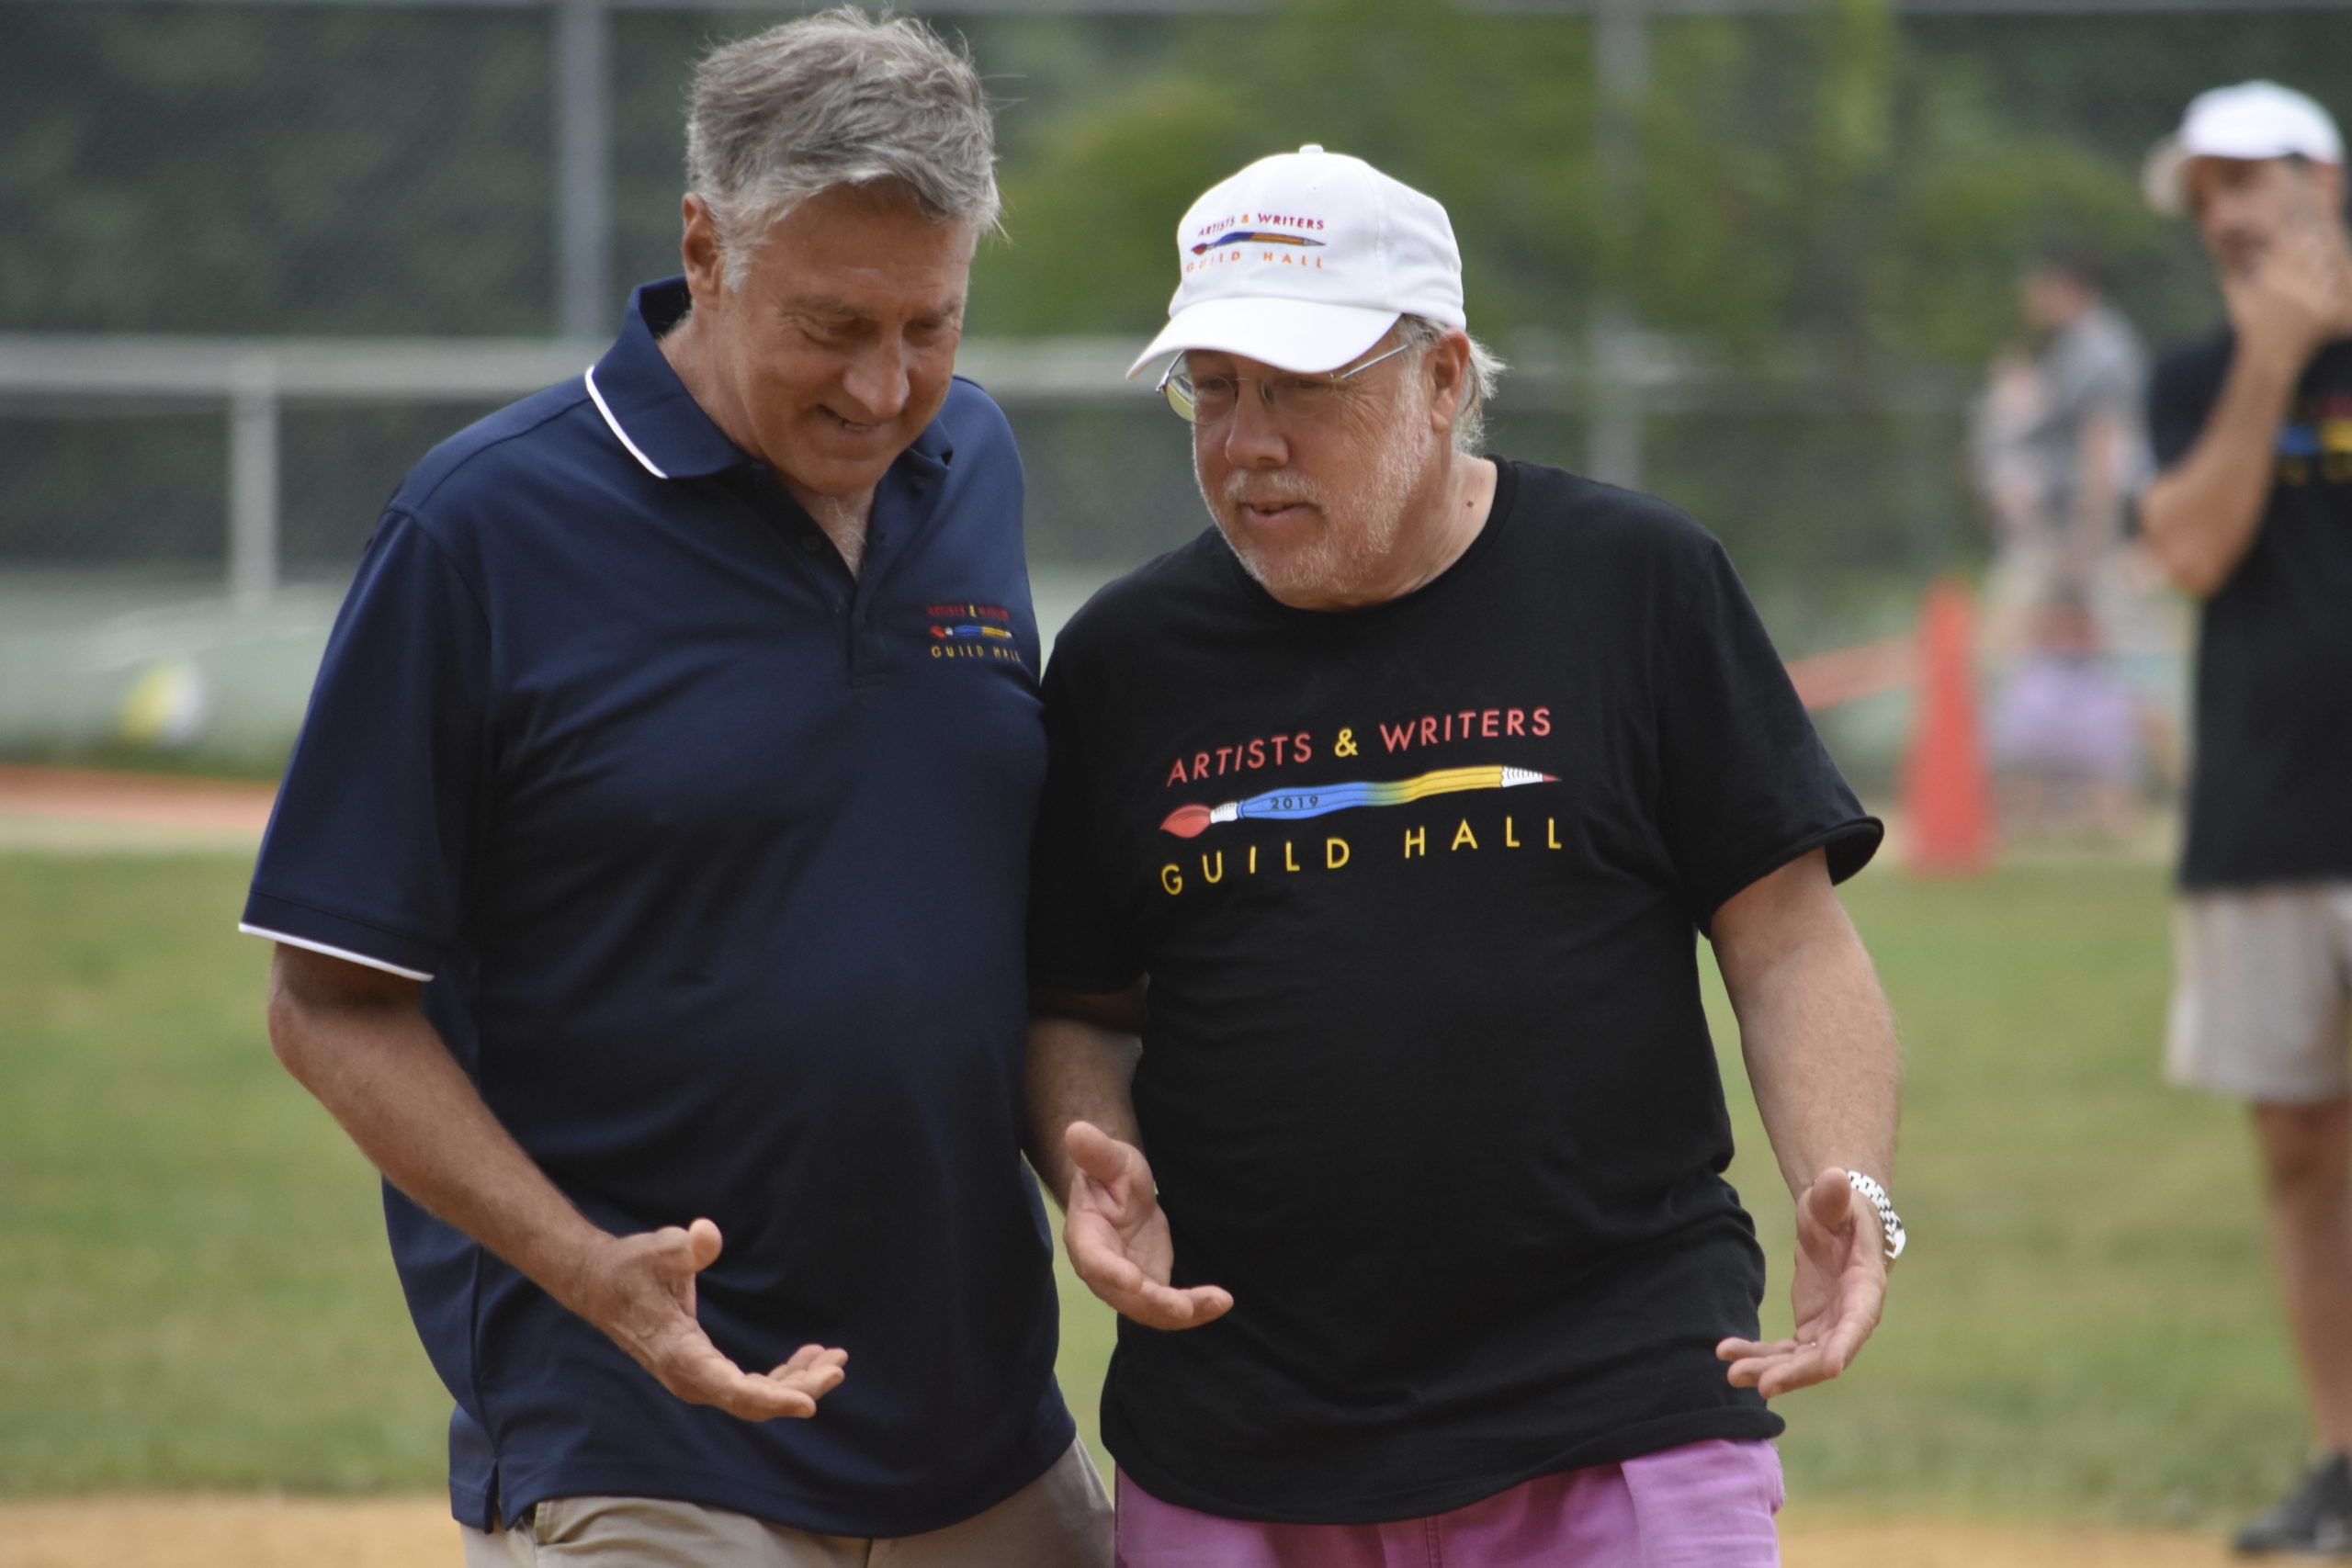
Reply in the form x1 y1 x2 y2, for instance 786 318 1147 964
1160 804 1214 839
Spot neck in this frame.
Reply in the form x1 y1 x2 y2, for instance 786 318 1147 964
1279 451 1498 613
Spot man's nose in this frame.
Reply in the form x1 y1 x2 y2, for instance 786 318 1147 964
839 342 912 423
1219 385 1288 468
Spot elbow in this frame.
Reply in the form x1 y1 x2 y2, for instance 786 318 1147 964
264 971 322 1083
2151 541 2225 599
2137 509 2218 598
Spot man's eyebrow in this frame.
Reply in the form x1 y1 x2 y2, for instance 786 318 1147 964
787 297 967 324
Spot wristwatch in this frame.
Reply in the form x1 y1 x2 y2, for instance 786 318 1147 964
1846 1170 1906 1263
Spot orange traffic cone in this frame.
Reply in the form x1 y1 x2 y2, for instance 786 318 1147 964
1900 578 1995 877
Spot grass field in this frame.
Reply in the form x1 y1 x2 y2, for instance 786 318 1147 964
0 850 2309 1527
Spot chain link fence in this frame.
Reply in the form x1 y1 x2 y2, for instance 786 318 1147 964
6 0 2347 773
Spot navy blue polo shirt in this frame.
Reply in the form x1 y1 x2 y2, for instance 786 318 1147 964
242 278 1073 1535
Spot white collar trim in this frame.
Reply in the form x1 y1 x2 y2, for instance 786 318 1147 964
583 366 670 479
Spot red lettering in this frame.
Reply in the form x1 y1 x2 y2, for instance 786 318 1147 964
1194 752 1211 779
1379 721 1416 752
1216 746 1234 773
1247 738 1266 769
1458 708 1477 736
1506 708 1525 736
1481 708 1499 738
1167 758 1189 786
1272 734 1289 765
1442 714 1452 741
1420 716 1439 746
1532 707 1552 737
1293 731 1313 763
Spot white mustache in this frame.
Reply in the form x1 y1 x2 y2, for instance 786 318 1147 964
1222 475 1322 511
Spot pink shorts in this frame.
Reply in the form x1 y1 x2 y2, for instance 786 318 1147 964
1114 1438 1783 1568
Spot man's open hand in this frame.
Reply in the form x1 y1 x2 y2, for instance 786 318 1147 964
1062 1121 1232 1331
566 1217 847 1421
1715 1168 1888 1399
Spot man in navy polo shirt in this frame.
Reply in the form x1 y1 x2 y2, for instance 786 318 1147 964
243 11 1108 1563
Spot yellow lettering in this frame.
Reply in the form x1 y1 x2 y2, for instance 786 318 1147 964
1326 836 1350 869
1505 816 1520 848
1159 863 1183 896
1249 844 1259 874
1404 825 1427 858
1284 840 1301 872
1201 851 1224 885
1548 818 1562 850
1452 819 1478 852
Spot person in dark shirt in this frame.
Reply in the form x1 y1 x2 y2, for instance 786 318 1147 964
1024 145 1903 1566
2139 81 2352 1558
246 10 1110 1563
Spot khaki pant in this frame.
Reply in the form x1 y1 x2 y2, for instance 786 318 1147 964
461 1439 1111 1568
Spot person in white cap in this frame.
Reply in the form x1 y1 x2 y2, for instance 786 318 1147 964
2140 80 2352 1558
1022 145 1903 1565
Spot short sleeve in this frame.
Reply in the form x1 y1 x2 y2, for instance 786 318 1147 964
2147 343 2224 472
1655 537 1882 931
242 512 492 979
1026 648 1146 997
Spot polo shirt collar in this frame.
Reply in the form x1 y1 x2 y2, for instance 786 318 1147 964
583 278 756 481
584 277 960 491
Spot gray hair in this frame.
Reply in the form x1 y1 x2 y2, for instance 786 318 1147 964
685 7 1000 289
1397 315 1506 454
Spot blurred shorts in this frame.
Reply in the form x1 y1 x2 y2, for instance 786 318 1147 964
1114 1438 1783 1568
459 1438 1111 1568
2168 885 2352 1103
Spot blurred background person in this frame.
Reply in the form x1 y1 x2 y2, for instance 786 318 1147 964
2138 79 2352 1559
1973 245 2153 658
1985 581 2145 842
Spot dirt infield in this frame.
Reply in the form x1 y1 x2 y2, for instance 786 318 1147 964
0 1496 2245 1567
0 764 273 852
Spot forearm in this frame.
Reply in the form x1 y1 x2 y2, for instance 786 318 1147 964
2141 350 2300 596
1024 1004 1144 1207
1726 916 1900 1198
266 952 610 1309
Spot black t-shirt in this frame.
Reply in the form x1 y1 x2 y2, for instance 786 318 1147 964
1029 458 1881 1523
2149 332 2352 888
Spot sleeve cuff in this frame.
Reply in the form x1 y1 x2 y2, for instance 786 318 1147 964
1694 816 1885 936
240 887 441 981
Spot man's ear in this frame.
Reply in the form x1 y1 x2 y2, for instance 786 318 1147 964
680 195 727 312
1426 330 1474 437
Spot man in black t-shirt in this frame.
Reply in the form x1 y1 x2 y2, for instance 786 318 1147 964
1025 146 1903 1565
2139 82 2352 1556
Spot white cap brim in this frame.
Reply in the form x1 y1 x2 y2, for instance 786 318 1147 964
1126 297 1402 378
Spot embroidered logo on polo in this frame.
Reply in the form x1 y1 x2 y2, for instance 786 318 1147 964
926 604 1023 663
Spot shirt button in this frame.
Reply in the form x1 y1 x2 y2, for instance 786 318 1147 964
797 534 824 555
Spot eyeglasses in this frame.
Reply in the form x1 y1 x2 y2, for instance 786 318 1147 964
1157 342 1413 425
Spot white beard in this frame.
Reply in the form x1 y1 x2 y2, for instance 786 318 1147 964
1201 402 1434 605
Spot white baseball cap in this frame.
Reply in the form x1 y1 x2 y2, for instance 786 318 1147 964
2143 81 2344 216
1126 144 1466 378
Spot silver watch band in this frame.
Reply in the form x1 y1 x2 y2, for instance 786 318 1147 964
1847 1169 1906 1262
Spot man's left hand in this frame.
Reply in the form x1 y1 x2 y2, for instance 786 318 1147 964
1714 1168 1888 1399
